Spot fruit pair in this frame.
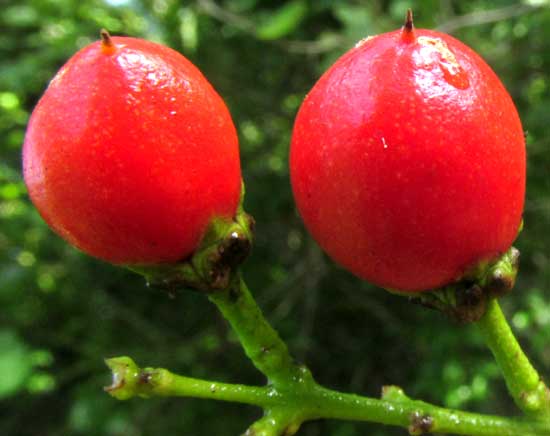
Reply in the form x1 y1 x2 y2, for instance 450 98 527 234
23 15 525 293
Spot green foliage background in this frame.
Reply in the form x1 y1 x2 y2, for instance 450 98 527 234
1 1 550 435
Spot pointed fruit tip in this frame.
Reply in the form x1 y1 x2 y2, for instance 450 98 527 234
404 9 414 31
401 9 416 42
100 29 116 55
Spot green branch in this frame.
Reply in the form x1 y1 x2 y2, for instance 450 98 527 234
105 356 271 404
105 356 550 436
123 208 550 435
477 298 550 416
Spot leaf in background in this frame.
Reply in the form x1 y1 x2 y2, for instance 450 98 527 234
179 7 199 52
332 3 375 43
0 329 33 399
256 0 308 40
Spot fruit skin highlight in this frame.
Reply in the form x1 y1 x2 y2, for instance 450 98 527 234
23 33 241 265
290 14 525 292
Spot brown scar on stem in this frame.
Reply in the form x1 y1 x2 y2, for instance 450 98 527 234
408 411 434 435
138 370 153 385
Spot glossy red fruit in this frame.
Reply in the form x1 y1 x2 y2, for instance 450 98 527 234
23 32 241 265
290 13 525 292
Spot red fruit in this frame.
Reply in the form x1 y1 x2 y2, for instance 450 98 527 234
290 13 525 292
23 32 241 265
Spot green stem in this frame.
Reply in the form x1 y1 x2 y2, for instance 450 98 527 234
106 356 550 436
208 275 307 386
307 385 548 435
477 298 550 416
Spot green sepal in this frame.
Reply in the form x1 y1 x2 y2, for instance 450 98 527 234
127 182 255 294
388 246 520 323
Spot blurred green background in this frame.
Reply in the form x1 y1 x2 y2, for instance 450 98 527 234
2 0 550 435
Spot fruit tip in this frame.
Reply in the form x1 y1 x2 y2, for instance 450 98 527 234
401 9 416 42
404 9 414 31
100 29 115 55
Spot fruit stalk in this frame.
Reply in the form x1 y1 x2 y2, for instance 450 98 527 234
477 298 550 416
208 274 308 387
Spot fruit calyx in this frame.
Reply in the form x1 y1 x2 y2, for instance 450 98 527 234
399 247 521 323
401 9 416 43
100 29 116 55
130 184 255 295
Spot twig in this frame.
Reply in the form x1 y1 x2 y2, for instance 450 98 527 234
106 356 550 436
196 0 345 54
196 0 255 32
437 4 540 33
